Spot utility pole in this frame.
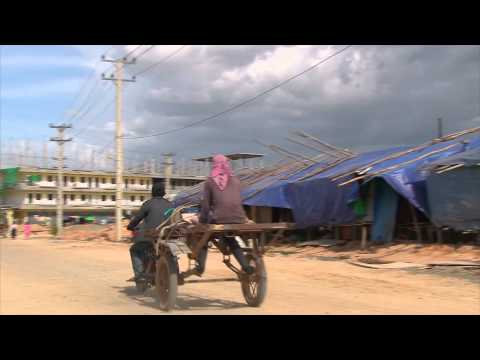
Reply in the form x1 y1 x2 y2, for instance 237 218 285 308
163 153 174 198
43 143 49 168
437 117 443 138
102 55 135 242
50 123 72 238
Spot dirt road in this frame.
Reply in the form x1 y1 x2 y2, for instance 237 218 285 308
1 238 479 314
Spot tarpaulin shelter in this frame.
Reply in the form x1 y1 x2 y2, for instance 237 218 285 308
422 148 480 231
174 131 480 240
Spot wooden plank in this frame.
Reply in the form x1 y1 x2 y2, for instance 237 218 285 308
188 222 295 234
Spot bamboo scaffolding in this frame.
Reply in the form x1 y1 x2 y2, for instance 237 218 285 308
338 142 460 187
330 126 480 182
292 130 354 157
287 134 343 159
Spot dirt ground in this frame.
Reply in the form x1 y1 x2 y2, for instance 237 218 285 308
1 237 479 315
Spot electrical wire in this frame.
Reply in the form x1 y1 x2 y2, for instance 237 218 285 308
123 45 353 140
133 45 187 77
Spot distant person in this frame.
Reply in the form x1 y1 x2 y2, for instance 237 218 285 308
196 154 254 276
126 181 173 281
10 221 18 239
23 222 32 240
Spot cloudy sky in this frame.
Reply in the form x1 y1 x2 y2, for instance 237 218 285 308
1 45 479 170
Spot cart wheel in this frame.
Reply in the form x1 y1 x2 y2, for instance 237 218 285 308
155 253 178 311
241 254 267 307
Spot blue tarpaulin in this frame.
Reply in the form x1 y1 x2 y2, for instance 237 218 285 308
174 135 480 229
424 148 480 231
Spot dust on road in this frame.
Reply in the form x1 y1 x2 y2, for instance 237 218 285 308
1 238 479 314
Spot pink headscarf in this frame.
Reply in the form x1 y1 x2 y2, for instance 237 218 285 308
210 154 232 191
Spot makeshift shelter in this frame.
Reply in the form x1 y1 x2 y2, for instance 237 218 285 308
423 148 480 232
173 127 480 244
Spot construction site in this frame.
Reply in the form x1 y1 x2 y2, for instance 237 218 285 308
1 45 479 315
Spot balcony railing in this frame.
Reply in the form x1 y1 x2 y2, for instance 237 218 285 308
99 183 116 190
35 181 57 188
72 182 89 189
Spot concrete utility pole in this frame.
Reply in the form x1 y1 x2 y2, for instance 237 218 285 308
43 143 49 168
50 123 72 238
102 55 135 242
163 153 174 197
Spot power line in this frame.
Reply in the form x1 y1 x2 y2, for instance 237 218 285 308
124 45 144 60
63 47 118 123
68 81 113 125
72 95 116 138
133 45 156 61
133 45 188 77
123 45 353 140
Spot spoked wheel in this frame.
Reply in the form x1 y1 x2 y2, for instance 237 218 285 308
241 254 267 307
155 253 178 311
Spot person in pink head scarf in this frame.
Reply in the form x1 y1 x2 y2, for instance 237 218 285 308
210 154 232 191
195 154 253 276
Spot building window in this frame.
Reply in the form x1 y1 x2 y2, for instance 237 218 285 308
146 180 150 187
63 176 67 185
69 194 75 201
48 194 53 201
111 178 116 184
95 178 99 187
140 179 144 185
47 175 53 182
70 177 75 183
130 179 135 185
101 195 106 202
111 195 116 201
28 193 33 204
124 179 129 188
102 178 106 184
81 195 86 201
36 193 41 200
63 194 67 204
80 177 85 183
140 196 145 202
130 196 135 202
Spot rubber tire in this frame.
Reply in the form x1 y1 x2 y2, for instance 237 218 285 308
155 253 178 311
241 254 267 307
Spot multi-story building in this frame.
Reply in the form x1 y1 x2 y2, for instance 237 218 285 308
0 166 205 221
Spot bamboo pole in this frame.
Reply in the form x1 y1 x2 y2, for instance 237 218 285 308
331 126 480 182
286 135 342 159
292 130 354 157
338 142 460 187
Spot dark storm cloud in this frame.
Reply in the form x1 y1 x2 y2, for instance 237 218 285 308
112 45 480 163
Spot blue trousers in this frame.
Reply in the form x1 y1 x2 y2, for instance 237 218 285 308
129 242 154 278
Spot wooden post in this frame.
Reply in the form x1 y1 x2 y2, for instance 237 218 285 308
307 228 312 241
436 228 443 243
251 206 257 223
361 224 368 250
426 225 434 242
410 203 423 243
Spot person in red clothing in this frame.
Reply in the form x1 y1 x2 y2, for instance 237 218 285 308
196 154 253 276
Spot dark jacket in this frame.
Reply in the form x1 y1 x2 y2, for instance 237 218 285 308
127 197 173 241
199 176 247 224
